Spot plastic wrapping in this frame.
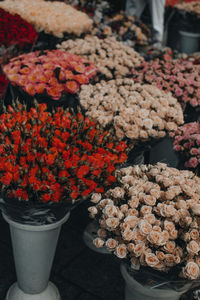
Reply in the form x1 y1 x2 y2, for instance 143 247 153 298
2 83 81 113
121 263 200 300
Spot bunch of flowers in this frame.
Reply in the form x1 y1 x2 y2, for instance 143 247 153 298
79 79 184 141
0 73 8 99
3 50 97 100
57 36 144 81
166 0 200 6
0 101 128 204
170 122 200 169
92 13 151 48
0 8 37 48
132 58 200 107
175 1 200 17
0 0 93 37
89 163 200 280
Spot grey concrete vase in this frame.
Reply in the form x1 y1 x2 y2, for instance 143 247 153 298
3 212 70 300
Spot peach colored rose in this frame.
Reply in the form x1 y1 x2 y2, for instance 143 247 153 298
127 208 138 217
99 199 114 208
164 241 176 253
103 205 118 218
93 237 104 248
115 244 127 259
165 254 175 267
143 214 156 225
120 204 129 214
143 195 157 206
145 253 159 267
150 188 160 199
152 226 161 232
147 230 163 246
91 193 101 204
183 261 200 280
156 251 165 261
124 216 139 228
160 204 176 217
112 187 125 199
127 243 135 252
128 197 139 208
106 217 119 229
187 240 200 255
105 238 118 250
191 204 200 216
133 242 146 257
173 246 183 258
169 229 178 240
140 205 152 215
138 220 152 235
122 228 134 241
190 229 199 240
132 228 146 242
160 230 170 245
88 206 98 217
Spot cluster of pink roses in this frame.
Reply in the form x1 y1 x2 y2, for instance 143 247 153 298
132 58 200 107
170 122 200 169
89 163 200 280
3 50 97 100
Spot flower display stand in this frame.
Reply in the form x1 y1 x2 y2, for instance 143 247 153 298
120 264 192 300
3 212 70 300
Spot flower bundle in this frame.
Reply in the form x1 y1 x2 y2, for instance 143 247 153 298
132 58 200 107
57 36 144 81
92 13 151 48
0 8 37 48
0 101 128 204
89 163 200 280
170 122 200 169
175 2 200 17
3 50 97 100
0 0 93 37
79 79 184 141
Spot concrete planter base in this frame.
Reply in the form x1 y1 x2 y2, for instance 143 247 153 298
6 282 60 300
3 212 70 300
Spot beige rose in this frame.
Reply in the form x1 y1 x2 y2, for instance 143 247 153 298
190 229 199 240
99 199 114 208
140 205 152 215
93 237 104 248
88 206 98 217
115 244 127 259
150 188 160 199
156 251 165 261
103 205 118 218
138 220 152 235
120 204 129 214
143 195 157 206
183 261 200 280
124 216 139 228
169 229 178 240
112 187 125 199
160 204 176 217
126 208 139 217
164 241 176 253
143 214 156 225
187 240 200 255
165 254 175 267
128 197 139 208
191 204 200 216
161 230 170 245
122 228 134 241
106 217 120 229
105 238 118 250
147 230 163 246
133 242 146 257
127 243 135 252
145 253 159 267
91 193 102 203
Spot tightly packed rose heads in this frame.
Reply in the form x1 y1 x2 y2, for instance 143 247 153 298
0 102 128 204
0 0 93 37
132 59 200 107
3 50 97 100
0 8 37 48
92 13 151 48
79 79 183 141
175 1 200 17
89 163 200 280
57 36 144 80
170 122 200 169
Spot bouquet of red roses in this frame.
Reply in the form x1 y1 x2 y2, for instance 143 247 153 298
0 101 128 207
0 8 38 48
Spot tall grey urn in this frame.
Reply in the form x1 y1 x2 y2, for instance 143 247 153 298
3 212 70 300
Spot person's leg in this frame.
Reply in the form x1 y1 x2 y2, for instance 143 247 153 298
126 0 147 18
149 0 165 43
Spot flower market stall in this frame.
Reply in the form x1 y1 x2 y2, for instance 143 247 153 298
0 0 200 299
